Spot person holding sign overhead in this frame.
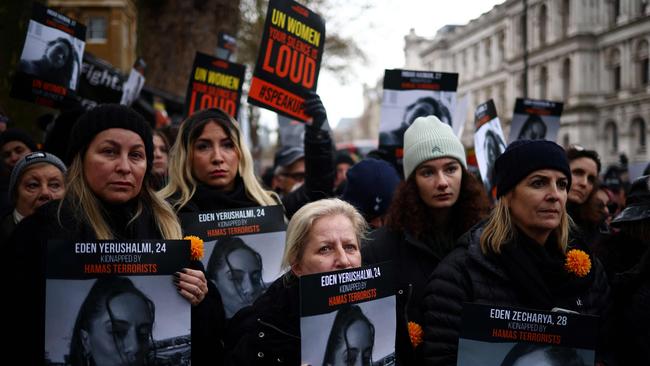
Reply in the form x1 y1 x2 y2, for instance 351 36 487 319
224 198 367 365
363 115 489 364
421 140 610 366
6 105 216 365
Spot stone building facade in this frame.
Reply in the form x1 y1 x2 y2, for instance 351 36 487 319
404 0 650 167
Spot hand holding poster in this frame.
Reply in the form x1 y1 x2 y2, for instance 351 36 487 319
300 262 396 366
185 51 246 118
474 99 507 199
457 303 598 366
11 3 86 108
379 69 459 166
508 98 564 143
248 0 325 122
45 239 191 365
180 205 287 318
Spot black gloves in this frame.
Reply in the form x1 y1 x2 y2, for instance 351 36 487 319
303 91 330 132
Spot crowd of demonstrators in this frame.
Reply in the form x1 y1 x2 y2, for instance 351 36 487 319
224 198 367 365
362 116 490 364
421 140 611 366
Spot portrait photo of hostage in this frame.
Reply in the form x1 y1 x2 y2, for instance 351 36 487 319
379 90 455 147
508 113 561 143
45 276 191 365
18 20 84 90
203 231 285 318
456 339 593 366
300 297 396 365
475 123 507 196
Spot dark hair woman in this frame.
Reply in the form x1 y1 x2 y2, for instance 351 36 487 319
363 115 490 364
323 305 375 366
6 105 215 365
421 140 610 366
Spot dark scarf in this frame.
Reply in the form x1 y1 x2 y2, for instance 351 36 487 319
497 229 595 311
189 176 258 211
99 198 162 240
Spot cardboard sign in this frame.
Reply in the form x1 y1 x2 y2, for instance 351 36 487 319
185 51 245 119
457 303 598 366
300 262 396 365
248 0 325 122
474 99 507 199
44 239 191 365
11 3 86 108
508 98 564 143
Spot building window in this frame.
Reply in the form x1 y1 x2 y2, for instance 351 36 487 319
485 38 492 62
539 66 548 99
636 40 649 86
632 117 647 152
562 58 571 100
498 31 505 60
605 121 618 152
561 0 570 37
87 16 107 42
608 48 622 91
563 134 570 148
611 0 621 25
539 4 547 46
519 15 527 50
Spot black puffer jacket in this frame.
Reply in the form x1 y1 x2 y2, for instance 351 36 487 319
421 223 611 366
224 275 301 365
362 227 455 364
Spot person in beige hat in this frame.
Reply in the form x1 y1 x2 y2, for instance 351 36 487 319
362 115 490 364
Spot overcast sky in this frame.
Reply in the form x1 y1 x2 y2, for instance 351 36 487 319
313 0 505 130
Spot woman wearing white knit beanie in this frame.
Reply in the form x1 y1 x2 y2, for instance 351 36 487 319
362 115 490 364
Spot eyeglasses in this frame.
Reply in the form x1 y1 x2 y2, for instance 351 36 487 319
280 171 306 181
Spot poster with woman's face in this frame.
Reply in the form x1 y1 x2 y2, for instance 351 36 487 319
507 98 563 144
474 100 506 198
201 231 286 318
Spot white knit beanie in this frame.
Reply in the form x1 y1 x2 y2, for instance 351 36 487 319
403 115 467 178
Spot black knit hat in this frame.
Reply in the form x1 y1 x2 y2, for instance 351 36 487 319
0 128 38 151
66 104 153 172
495 140 571 198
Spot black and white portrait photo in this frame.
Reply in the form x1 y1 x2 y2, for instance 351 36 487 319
474 118 507 196
300 296 396 366
379 89 456 147
508 98 563 143
457 339 594 366
19 19 84 90
202 231 285 318
45 276 191 366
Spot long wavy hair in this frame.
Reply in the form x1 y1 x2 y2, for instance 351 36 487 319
385 168 490 240
59 148 182 240
322 305 375 366
159 108 277 210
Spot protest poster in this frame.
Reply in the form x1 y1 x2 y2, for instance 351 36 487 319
44 239 191 365
11 3 86 108
508 98 564 143
76 52 123 109
180 205 287 319
278 114 305 148
474 99 507 199
300 262 396 366
248 0 325 122
185 51 246 119
216 31 237 61
379 69 459 168
120 58 146 107
457 303 598 366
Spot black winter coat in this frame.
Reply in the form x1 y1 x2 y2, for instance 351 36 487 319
224 276 301 365
362 227 456 365
421 223 611 366
5 199 223 366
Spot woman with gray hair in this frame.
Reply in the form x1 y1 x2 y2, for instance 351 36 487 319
225 198 368 365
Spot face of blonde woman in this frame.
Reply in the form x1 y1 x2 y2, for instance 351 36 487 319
191 122 240 191
292 214 361 276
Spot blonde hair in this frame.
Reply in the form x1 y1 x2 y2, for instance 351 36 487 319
60 155 182 239
281 198 368 271
480 195 569 254
159 109 277 210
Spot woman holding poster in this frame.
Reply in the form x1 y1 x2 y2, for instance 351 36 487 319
224 198 368 365
362 116 489 363
421 140 610 366
6 105 217 365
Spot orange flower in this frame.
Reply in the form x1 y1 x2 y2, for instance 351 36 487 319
184 235 204 261
408 321 423 348
565 249 591 277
